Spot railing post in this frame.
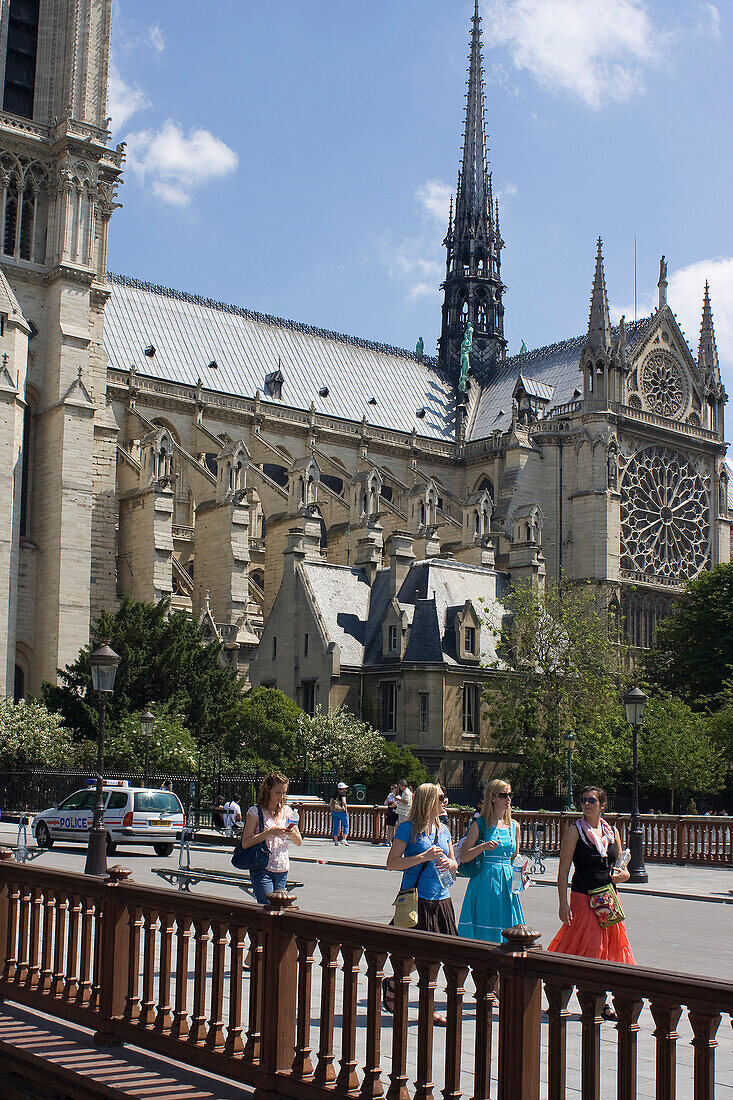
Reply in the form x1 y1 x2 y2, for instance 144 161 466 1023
496 926 542 1100
676 817 688 865
0 849 12 990
371 805 380 845
94 867 133 1047
254 902 298 1098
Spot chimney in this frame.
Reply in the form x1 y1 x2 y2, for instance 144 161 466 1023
355 527 383 586
302 507 323 559
386 530 415 597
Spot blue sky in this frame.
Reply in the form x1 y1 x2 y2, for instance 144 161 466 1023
108 0 732 396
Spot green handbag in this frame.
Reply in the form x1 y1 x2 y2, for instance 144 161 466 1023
457 816 485 878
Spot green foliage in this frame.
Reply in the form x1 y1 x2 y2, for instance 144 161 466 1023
484 579 627 790
702 685 733 764
644 563 733 712
42 596 244 747
226 687 304 770
373 741 429 789
0 698 75 768
99 703 198 775
637 693 725 812
298 706 385 777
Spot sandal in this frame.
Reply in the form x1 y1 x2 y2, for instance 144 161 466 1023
433 1012 447 1027
601 1003 617 1021
382 977 395 1014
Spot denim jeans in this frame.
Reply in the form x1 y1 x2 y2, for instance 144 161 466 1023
332 810 349 839
250 867 288 905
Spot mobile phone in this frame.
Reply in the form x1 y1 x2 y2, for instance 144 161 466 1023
286 821 296 830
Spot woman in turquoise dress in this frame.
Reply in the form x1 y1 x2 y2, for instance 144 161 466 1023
458 778 524 942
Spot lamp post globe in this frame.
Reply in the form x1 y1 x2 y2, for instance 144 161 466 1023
84 643 120 877
140 706 154 788
565 731 577 812
622 685 648 884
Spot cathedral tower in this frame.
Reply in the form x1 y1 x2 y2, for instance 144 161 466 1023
438 0 506 386
0 0 122 694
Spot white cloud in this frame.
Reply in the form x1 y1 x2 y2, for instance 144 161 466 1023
416 180 452 226
148 25 165 54
485 0 662 108
124 120 239 207
107 64 148 130
698 3 721 38
497 182 518 205
610 256 733 373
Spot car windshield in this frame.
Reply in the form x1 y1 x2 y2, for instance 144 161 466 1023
133 792 181 814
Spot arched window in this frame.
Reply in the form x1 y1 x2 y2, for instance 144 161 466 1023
3 191 17 254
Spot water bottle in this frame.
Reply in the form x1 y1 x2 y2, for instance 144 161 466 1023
437 865 454 890
613 848 631 872
511 856 525 893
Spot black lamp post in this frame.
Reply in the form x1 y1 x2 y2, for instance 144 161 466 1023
140 706 154 787
622 685 648 884
84 643 120 876
565 731 576 811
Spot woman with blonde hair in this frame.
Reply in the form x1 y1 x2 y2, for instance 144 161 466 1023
457 778 524 942
384 783 458 1021
237 772 302 904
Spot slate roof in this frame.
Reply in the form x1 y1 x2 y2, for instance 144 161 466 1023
104 274 456 441
302 556 506 669
468 316 655 439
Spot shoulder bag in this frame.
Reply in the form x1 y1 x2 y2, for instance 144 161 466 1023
392 830 437 928
587 882 626 928
231 807 269 871
457 816 486 879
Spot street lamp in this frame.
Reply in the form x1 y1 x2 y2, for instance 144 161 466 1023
140 706 154 787
565 731 576 811
84 642 120 876
622 685 648 884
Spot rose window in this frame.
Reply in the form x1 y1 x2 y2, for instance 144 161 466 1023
620 446 709 582
640 353 687 418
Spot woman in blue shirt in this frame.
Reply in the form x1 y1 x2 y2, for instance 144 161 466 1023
384 783 458 1023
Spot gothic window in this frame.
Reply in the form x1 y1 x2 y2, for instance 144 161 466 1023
320 473 343 496
419 693 429 733
3 0 40 119
640 353 688 418
478 476 494 501
301 681 316 717
460 300 469 324
628 394 642 410
263 462 288 487
620 446 710 583
476 294 489 330
19 194 33 259
3 191 17 254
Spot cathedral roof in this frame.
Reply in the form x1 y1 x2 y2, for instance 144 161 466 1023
104 274 456 442
468 315 655 439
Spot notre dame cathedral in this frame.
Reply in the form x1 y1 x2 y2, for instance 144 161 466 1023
0 1 728 778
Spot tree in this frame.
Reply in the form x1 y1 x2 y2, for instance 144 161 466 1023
298 706 385 778
42 596 244 747
0 698 75 769
225 687 304 771
97 703 199 775
637 693 725 812
484 579 628 791
644 562 733 711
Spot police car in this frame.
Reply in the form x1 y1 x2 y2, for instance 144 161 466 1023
32 780 184 857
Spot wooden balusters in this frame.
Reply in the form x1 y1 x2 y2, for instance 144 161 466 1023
224 920 248 1057
94 877 133 1046
122 904 142 1023
314 939 340 1087
336 944 364 1095
443 963 468 1100
386 954 413 1100
75 894 95 1008
138 909 157 1027
360 948 387 1100
154 910 175 1034
292 935 317 1080
206 918 228 1052
91 897 103 1012
650 999 682 1100
63 894 82 1001
414 960 439 1100
244 928 263 1063
577 989 605 1100
170 914 192 1040
544 981 572 1100
188 917 211 1045
471 968 498 1100
26 885 42 990
39 888 55 994
689 1008 721 1100
16 882 31 984
614 993 643 1100
50 892 67 997
2 878 19 982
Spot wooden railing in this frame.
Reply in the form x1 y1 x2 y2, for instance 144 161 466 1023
0 856 729 1100
293 805 733 866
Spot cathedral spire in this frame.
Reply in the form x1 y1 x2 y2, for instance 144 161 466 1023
698 281 720 379
439 1 505 384
586 237 612 351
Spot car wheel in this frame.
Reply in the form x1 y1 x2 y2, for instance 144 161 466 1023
105 834 117 856
36 822 53 849
153 842 174 857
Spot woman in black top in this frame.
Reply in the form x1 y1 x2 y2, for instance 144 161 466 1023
548 785 634 1016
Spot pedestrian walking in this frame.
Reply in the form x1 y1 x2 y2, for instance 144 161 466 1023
384 783 399 845
547 784 634 1019
394 778 413 823
212 795 225 832
237 772 302 904
330 781 350 845
457 778 525 943
384 782 458 1024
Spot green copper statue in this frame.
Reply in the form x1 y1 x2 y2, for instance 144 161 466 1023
415 336 424 359
459 322 473 392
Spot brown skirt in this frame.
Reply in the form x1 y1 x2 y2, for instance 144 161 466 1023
416 896 458 935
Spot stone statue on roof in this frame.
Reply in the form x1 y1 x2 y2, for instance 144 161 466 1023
415 336 424 359
459 322 473 393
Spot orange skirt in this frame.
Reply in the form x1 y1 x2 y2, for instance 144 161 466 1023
547 892 636 964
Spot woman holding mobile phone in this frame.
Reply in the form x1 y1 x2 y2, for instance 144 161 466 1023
238 772 302 904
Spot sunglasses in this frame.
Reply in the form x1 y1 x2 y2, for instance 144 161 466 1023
581 796 598 805
439 795 448 802
496 792 512 800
